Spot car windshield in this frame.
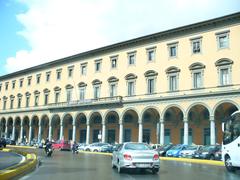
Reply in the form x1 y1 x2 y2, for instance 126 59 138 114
124 143 151 150
171 145 182 150
185 146 197 150
163 144 172 150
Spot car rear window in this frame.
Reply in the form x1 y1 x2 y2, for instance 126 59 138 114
124 143 151 150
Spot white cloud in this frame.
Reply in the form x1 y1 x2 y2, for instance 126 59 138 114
4 0 240 73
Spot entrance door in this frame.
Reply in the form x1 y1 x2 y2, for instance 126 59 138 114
107 129 115 144
143 129 151 144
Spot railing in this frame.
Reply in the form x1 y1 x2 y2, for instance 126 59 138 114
48 96 123 109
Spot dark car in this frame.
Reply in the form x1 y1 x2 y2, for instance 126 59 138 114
155 144 174 156
0 137 7 148
192 145 221 160
100 144 114 153
5 138 16 145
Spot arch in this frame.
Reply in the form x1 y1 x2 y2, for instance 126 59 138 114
144 70 158 77
62 113 73 124
186 102 211 118
78 82 87 87
215 58 233 66
103 109 121 120
107 76 119 83
189 62 206 70
125 73 137 80
105 110 120 124
140 106 160 121
65 84 73 89
165 66 180 73
43 88 50 93
54 86 61 91
161 104 185 119
120 107 140 123
89 111 103 125
213 100 239 114
92 79 102 85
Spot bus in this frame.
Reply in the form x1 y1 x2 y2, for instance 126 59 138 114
222 111 240 172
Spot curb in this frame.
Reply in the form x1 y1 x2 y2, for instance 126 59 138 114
0 149 38 180
78 151 224 166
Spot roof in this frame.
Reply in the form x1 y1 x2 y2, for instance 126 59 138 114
0 11 240 81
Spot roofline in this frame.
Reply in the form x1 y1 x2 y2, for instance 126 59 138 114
1 11 240 81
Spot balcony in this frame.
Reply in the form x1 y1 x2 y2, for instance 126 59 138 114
48 96 123 109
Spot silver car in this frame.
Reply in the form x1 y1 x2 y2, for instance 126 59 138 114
112 142 160 174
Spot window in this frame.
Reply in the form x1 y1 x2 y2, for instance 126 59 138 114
27 77 32 86
215 58 233 86
46 72 51 82
146 47 156 62
0 84 2 92
18 97 22 108
34 95 39 106
168 42 178 58
79 87 85 100
66 89 72 102
128 52 136 65
36 74 41 84
19 79 23 87
3 99 7 110
5 82 9 90
95 60 102 72
147 78 155 94
10 99 14 109
56 69 62 80
193 72 202 89
55 92 60 103
12 81 16 89
68 66 74 78
44 94 49 105
26 96 30 107
81 63 87 75
127 81 135 96
110 83 117 97
93 86 100 99
169 75 177 91
191 37 202 54
216 31 229 49
110 56 117 69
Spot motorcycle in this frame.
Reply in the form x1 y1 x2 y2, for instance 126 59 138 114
45 144 53 157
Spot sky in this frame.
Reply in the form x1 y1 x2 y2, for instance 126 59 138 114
0 0 240 76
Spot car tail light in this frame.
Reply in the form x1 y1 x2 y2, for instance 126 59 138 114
124 154 132 160
153 154 159 160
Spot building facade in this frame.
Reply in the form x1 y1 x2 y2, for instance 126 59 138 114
0 12 240 145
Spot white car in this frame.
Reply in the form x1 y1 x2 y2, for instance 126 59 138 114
84 143 110 152
179 145 202 158
112 142 160 174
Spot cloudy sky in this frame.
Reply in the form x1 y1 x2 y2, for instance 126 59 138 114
0 0 239 76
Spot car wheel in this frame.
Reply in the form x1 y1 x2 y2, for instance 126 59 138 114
225 156 235 172
86 148 90 151
152 168 159 174
93 149 98 152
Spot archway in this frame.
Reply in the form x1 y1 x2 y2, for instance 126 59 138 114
14 117 21 143
89 112 102 143
122 109 138 142
41 115 49 141
105 111 119 144
63 114 73 141
51 114 60 141
75 113 87 143
22 116 30 143
31 116 39 141
7 117 13 139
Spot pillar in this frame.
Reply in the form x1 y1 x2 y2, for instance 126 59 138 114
102 123 106 143
20 125 23 143
29 124 32 143
48 125 52 141
210 116 216 145
119 123 123 144
138 122 143 143
4 124 8 138
86 124 90 144
38 124 42 143
183 117 189 145
160 119 164 145
72 124 76 142
60 121 63 140
12 124 15 141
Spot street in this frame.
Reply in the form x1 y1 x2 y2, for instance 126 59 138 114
20 150 240 180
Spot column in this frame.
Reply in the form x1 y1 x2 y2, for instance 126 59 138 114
86 124 90 144
138 122 143 143
119 123 123 144
38 124 42 143
210 116 216 145
4 124 8 138
12 124 15 141
60 122 63 140
20 124 23 143
101 123 106 143
183 118 189 145
156 122 160 144
29 125 32 143
72 124 76 142
48 125 52 141
160 119 164 145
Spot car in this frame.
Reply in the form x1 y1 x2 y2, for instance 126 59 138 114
0 137 6 148
112 142 160 174
179 145 203 158
52 140 71 151
166 144 188 157
192 145 221 160
5 138 16 145
155 144 174 156
100 144 114 153
214 148 222 161
77 143 88 151
85 143 110 152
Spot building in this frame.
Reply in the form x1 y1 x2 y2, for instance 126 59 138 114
0 12 240 145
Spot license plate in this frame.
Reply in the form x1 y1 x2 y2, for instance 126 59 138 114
136 163 151 168
195 155 199 157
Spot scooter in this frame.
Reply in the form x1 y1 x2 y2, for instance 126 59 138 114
45 144 53 157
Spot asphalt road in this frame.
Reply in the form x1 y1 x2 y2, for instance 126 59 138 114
0 151 23 170
20 150 240 180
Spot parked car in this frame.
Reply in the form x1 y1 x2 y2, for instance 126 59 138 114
214 148 222 161
166 144 188 157
0 137 6 148
77 143 88 151
155 144 174 156
192 145 221 160
179 145 203 158
112 142 160 174
5 138 16 145
85 143 110 152
52 140 71 151
100 144 114 153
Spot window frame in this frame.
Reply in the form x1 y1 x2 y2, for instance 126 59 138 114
216 30 230 49
127 51 136 66
167 42 178 58
146 47 156 62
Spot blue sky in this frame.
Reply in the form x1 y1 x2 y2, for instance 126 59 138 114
0 0 240 76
